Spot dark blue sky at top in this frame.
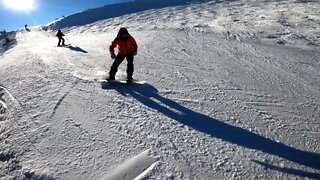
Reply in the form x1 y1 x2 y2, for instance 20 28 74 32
0 0 131 31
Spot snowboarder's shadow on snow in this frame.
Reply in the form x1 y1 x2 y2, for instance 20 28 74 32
252 160 320 179
65 45 88 53
101 83 320 178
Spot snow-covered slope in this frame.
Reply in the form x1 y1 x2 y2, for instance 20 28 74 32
45 0 211 30
1 0 320 179
47 0 320 50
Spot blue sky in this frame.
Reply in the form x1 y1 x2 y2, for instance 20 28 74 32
0 0 131 31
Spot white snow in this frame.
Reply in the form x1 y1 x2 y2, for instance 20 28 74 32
0 0 319 179
100 149 158 180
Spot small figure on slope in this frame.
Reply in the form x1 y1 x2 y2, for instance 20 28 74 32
56 29 65 46
24 24 30 32
107 27 138 82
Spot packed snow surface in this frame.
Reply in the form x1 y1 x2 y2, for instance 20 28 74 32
1 0 319 179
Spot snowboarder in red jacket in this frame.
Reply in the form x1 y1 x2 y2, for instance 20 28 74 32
107 27 138 82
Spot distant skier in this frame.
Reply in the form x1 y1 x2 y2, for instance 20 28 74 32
56 29 65 46
24 24 30 32
107 27 138 82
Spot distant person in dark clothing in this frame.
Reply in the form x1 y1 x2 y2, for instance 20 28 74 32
56 30 65 46
24 24 30 32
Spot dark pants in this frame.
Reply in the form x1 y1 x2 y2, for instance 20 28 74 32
58 37 65 46
109 54 134 80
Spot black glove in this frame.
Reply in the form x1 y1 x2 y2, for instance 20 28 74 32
111 53 116 59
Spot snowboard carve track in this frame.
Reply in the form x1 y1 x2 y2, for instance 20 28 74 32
49 81 79 119
50 91 71 119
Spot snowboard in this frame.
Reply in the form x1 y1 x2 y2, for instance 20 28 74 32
94 79 146 85
56 44 71 47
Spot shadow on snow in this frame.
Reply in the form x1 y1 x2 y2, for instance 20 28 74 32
65 45 88 53
253 160 320 179
101 83 320 178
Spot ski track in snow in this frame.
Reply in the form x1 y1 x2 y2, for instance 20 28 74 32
49 80 80 119
0 0 320 179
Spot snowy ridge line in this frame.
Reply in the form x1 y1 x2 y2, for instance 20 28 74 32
100 148 158 180
45 0 212 30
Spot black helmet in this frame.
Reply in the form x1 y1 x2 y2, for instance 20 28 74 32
119 27 128 34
